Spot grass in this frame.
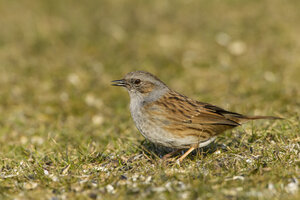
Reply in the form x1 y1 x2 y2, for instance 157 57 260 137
0 0 299 199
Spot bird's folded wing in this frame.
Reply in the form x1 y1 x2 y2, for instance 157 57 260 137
144 91 242 138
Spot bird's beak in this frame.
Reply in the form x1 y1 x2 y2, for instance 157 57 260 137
111 79 127 87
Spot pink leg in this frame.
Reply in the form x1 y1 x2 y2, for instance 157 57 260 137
162 149 181 160
177 146 196 162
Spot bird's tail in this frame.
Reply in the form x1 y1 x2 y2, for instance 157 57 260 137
245 115 283 120
235 115 283 123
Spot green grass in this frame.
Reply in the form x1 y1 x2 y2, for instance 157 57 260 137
0 0 299 199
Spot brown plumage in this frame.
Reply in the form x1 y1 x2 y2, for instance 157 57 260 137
145 90 281 141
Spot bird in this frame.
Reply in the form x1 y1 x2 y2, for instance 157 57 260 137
112 71 281 162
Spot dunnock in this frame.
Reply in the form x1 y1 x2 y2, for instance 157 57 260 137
112 71 281 162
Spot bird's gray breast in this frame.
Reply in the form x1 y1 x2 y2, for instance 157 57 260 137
129 92 156 136
128 89 171 145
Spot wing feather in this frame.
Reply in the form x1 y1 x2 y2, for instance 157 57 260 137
144 91 242 139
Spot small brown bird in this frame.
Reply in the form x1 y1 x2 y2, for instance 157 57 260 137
112 71 281 162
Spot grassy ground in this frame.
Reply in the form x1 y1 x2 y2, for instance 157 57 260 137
0 0 299 199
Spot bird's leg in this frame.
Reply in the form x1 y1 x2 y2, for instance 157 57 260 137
162 149 181 160
177 146 196 162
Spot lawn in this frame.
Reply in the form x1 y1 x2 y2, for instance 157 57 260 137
0 0 299 199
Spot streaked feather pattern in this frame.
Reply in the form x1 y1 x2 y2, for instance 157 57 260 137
143 90 279 141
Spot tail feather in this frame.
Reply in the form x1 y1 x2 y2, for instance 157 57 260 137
231 115 283 124
245 115 283 120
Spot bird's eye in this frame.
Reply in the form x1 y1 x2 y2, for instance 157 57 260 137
134 79 141 84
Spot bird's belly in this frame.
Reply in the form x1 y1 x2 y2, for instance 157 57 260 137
130 109 215 149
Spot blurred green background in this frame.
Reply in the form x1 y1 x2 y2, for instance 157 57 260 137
0 0 299 199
